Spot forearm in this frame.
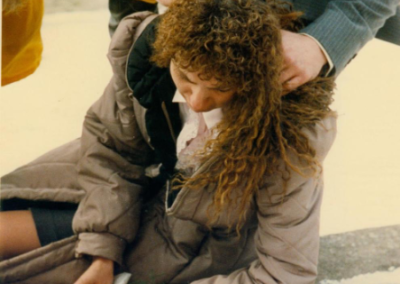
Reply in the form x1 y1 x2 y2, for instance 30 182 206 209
73 75 152 264
300 0 399 74
74 256 114 284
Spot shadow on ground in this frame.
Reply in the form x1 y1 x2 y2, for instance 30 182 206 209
318 224 400 282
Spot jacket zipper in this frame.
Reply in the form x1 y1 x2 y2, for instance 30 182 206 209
161 101 177 143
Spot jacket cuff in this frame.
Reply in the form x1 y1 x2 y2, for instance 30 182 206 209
300 33 334 77
300 7 374 75
75 232 127 266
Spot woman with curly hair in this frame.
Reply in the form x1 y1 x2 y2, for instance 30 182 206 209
0 0 336 283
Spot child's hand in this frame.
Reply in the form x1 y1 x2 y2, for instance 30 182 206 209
74 256 114 284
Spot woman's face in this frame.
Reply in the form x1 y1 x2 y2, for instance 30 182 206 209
170 61 236 113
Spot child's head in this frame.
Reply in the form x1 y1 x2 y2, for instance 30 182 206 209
169 60 237 112
153 0 284 112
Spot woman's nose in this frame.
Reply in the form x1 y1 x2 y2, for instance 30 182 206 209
188 88 209 112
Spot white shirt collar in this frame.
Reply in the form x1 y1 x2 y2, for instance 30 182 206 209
172 90 186 103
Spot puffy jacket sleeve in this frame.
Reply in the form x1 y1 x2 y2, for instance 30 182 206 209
72 12 155 265
191 116 337 284
300 0 399 75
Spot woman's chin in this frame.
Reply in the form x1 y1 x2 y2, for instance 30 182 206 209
188 105 215 113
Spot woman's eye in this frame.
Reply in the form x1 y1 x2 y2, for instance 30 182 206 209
178 72 188 81
217 88 232 93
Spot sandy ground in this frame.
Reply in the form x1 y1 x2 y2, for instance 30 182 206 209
321 40 400 236
43 0 108 14
1 5 400 284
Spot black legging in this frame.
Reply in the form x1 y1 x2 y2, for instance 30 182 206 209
2 199 77 246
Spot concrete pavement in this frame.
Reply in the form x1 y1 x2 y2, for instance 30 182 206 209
318 225 400 282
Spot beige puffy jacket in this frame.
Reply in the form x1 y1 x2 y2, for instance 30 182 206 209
0 12 337 284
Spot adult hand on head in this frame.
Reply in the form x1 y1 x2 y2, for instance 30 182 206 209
280 30 328 95
74 256 114 284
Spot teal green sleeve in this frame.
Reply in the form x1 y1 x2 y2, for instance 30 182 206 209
300 0 399 75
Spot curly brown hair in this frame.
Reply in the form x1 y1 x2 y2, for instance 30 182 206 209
152 0 334 231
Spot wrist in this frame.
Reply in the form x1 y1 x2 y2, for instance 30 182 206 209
304 34 327 63
300 33 333 76
92 256 114 270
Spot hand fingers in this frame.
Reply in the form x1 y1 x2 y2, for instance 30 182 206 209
279 67 295 84
282 76 304 94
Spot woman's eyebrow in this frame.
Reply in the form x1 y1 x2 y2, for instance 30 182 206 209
208 86 232 92
207 81 231 90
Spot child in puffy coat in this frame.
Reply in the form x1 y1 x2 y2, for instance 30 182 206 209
0 1 336 283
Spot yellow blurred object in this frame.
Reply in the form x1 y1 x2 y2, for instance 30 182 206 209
2 0 44 86
139 0 157 3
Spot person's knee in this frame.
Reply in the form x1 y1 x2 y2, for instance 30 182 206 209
0 210 40 260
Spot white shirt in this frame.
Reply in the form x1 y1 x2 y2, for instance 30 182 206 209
172 90 222 155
